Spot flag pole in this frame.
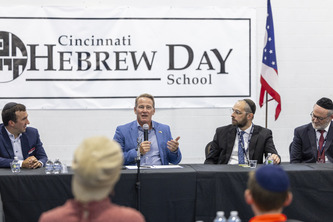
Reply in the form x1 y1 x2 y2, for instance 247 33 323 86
265 92 268 128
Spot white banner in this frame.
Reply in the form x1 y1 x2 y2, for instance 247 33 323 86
0 6 256 109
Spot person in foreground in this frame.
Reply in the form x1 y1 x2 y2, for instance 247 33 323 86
113 93 181 165
0 102 47 168
244 165 296 222
205 99 280 165
290 97 333 163
39 136 145 222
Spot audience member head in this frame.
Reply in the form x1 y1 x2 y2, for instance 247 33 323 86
244 165 293 215
71 136 123 203
311 97 333 130
2 102 26 126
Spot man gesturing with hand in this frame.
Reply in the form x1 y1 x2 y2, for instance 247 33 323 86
114 93 182 165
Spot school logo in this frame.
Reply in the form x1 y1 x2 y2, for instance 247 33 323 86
0 31 28 83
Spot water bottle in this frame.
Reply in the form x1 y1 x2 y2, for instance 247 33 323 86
10 156 20 173
227 211 241 222
265 153 273 165
213 211 226 222
53 159 62 174
45 159 53 174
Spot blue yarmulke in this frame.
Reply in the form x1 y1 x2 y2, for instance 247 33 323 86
255 165 289 192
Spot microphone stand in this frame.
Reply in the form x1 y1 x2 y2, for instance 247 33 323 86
135 138 142 212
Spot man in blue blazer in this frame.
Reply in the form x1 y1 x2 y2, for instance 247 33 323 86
113 93 181 165
290 97 333 163
0 102 48 168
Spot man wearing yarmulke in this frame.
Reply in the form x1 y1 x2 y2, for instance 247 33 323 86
39 136 145 222
205 99 280 165
290 97 333 163
244 165 296 222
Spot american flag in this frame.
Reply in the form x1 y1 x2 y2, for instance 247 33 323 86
259 0 281 120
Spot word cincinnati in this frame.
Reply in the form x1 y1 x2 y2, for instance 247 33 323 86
58 35 132 46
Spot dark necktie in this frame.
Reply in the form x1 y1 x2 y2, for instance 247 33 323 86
238 131 245 164
318 130 325 163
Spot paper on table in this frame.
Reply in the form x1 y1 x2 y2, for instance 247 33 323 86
125 165 183 170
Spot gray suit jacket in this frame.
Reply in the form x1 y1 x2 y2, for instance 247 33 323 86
204 124 279 164
290 122 333 163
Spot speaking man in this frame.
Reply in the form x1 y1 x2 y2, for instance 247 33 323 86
113 93 181 165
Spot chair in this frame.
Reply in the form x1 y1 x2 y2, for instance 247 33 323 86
289 142 293 156
205 141 212 158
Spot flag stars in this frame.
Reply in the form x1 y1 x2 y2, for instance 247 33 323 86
271 61 275 65
268 37 272 41
267 25 270 29
269 50 273 54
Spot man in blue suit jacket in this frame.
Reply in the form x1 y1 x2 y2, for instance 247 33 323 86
113 93 181 165
0 102 48 168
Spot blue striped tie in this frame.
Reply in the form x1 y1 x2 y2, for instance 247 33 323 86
238 131 245 164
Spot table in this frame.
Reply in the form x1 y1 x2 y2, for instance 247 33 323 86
193 163 333 221
0 164 332 222
0 165 197 222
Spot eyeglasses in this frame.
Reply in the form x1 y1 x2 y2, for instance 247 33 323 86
232 109 246 115
310 112 329 121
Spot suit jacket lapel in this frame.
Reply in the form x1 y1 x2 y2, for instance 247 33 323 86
226 126 237 158
153 122 162 148
324 121 333 151
20 134 29 159
130 121 139 148
307 125 317 157
248 125 257 159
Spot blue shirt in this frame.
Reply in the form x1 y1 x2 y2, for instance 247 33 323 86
137 122 162 165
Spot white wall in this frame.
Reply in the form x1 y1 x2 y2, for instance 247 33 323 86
2 0 333 165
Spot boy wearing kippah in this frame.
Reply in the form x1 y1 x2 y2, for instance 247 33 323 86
244 165 295 222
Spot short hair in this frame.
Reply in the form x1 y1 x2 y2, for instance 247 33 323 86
247 166 289 212
243 99 256 114
1 103 26 126
72 136 123 202
135 93 155 108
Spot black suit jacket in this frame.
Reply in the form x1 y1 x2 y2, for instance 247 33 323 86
290 122 333 163
204 124 279 164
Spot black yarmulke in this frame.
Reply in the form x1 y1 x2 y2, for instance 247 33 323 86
2 102 18 111
316 97 333 110
243 99 256 114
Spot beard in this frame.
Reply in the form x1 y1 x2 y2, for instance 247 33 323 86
232 117 248 128
312 121 330 130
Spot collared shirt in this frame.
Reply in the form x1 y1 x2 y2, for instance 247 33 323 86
229 124 253 164
137 122 162 165
249 213 287 222
5 128 24 166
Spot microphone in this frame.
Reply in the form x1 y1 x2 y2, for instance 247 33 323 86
143 124 149 141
